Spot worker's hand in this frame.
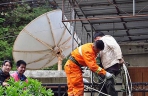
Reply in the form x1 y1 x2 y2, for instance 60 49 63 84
3 82 9 86
119 58 125 64
105 72 113 79
83 78 89 83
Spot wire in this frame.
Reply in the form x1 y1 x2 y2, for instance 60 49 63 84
122 63 132 96
83 56 132 96
84 85 110 96
92 63 132 96
97 78 106 96
93 73 106 85
137 4 148 15
83 68 108 96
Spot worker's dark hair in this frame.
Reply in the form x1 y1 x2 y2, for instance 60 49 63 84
93 31 105 39
2 60 13 67
16 60 26 67
94 40 104 50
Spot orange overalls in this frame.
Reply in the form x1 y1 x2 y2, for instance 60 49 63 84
64 43 106 96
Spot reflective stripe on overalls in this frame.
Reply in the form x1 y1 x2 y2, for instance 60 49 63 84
69 46 84 72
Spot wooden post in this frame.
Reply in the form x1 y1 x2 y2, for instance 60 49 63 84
58 56 62 71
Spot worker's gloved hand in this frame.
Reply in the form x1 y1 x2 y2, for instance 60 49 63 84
105 72 113 79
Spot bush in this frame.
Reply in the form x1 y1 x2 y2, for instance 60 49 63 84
0 77 54 96
0 2 52 67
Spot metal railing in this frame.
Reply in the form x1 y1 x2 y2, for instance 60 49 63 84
42 82 148 96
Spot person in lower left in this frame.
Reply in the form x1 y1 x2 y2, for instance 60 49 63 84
0 60 12 86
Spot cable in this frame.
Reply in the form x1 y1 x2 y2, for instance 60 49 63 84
97 78 106 96
137 4 148 14
92 63 132 96
122 63 132 96
89 71 109 96
83 62 132 96
84 85 110 96
93 73 106 85
83 67 108 96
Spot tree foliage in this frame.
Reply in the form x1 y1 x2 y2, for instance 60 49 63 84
0 1 52 66
0 77 54 96
0 1 68 70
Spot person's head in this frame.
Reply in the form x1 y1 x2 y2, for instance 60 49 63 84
1 60 12 74
93 40 104 53
93 31 105 41
16 60 27 75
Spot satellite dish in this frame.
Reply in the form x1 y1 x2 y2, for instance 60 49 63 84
13 9 80 70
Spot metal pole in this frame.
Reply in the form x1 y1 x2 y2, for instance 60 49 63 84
71 9 75 50
133 0 135 16
91 26 93 96
62 0 65 21
62 14 148 22
58 84 61 96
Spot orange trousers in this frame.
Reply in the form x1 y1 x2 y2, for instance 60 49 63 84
64 60 84 96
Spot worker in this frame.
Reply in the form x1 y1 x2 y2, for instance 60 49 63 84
94 31 124 96
64 40 113 96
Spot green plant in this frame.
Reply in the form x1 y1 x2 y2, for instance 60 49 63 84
0 77 54 96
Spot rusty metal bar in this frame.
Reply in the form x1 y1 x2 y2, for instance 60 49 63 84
42 82 148 95
86 26 148 32
62 14 148 22
74 0 96 31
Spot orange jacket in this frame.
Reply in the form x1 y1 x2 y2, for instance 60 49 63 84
71 43 106 75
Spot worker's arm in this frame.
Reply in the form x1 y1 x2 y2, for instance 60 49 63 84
83 50 106 75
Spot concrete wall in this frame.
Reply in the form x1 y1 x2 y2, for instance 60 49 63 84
120 42 148 67
10 70 91 83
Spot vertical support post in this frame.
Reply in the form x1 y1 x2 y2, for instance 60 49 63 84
91 26 94 83
91 26 94 43
91 26 93 96
113 22 115 36
71 8 75 50
87 33 90 43
58 84 61 96
62 0 65 21
81 24 84 44
58 55 62 71
133 0 135 16
74 12 77 32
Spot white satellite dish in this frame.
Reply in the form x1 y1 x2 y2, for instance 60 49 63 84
13 9 80 70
